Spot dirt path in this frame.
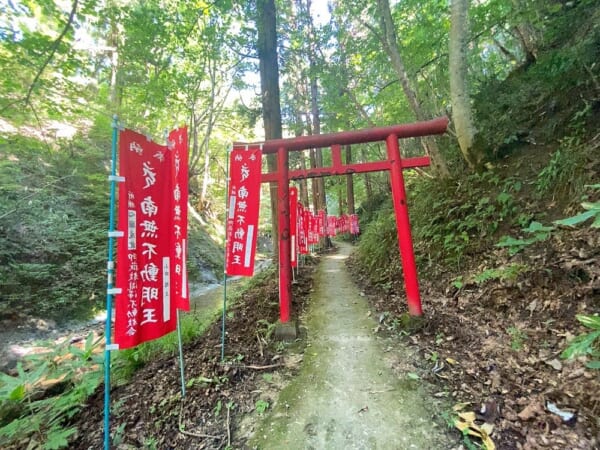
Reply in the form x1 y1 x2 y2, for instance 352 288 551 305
250 242 452 449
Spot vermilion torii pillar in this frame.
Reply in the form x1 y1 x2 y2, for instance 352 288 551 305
236 117 449 329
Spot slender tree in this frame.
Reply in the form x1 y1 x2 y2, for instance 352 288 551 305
374 0 450 178
449 0 483 170
345 145 356 214
256 0 283 259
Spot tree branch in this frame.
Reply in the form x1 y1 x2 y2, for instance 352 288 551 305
23 0 79 107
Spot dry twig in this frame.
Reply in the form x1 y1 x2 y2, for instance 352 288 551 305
178 402 223 440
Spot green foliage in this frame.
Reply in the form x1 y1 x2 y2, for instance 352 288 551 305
497 185 599 256
114 307 220 380
355 203 401 283
451 276 464 289
356 169 531 284
257 319 277 341
535 136 589 200
0 333 102 449
561 315 600 369
254 399 269 414
355 192 390 229
497 221 554 255
474 1 600 159
507 326 527 351
262 373 274 383
0 135 108 321
554 200 600 228
409 171 521 265
472 263 528 284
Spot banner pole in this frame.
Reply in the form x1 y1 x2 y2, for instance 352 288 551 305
103 115 119 450
221 145 232 361
176 309 186 398
165 128 187 398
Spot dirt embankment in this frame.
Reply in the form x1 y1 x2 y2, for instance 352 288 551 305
349 227 600 450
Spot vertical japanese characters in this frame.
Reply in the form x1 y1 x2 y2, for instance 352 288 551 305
225 146 262 277
114 128 188 349
289 187 298 268
298 202 308 254
168 128 189 312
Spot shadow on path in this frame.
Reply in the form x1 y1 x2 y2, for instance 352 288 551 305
250 242 451 449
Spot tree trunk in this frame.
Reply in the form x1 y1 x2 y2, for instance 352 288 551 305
345 145 355 214
512 0 539 65
293 111 310 207
375 0 450 178
199 62 217 207
257 0 283 261
306 0 327 215
309 61 327 213
449 0 482 170
299 152 310 206
108 13 120 111
309 149 319 213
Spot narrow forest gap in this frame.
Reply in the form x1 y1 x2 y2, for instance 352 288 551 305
249 242 451 449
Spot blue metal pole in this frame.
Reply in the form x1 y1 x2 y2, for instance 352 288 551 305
104 116 120 450
221 145 232 362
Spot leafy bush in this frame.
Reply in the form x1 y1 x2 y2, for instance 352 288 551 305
0 334 102 449
496 221 554 255
497 185 599 256
534 81 595 200
561 315 600 369
355 191 390 229
355 204 401 283
0 135 108 321
409 172 521 266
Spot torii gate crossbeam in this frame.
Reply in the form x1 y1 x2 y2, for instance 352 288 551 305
236 117 449 330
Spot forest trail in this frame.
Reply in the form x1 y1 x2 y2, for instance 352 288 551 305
250 242 451 449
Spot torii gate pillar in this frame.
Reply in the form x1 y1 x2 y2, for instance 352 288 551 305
276 146 293 326
386 133 422 315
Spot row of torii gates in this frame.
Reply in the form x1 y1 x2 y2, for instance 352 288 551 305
237 117 449 333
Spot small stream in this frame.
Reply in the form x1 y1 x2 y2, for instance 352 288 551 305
0 279 229 373
0 259 272 373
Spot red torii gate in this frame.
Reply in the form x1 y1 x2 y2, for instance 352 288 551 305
237 117 448 329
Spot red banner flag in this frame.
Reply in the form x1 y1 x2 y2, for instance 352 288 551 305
307 212 317 245
289 187 298 268
225 146 262 276
168 127 189 311
317 210 325 238
327 215 337 237
311 213 319 244
115 129 178 349
336 216 343 234
350 214 360 235
298 203 308 254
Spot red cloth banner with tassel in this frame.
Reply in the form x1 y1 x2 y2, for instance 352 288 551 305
225 146 262 276
168 127 189 312
289 187 298 267
115 129 185 348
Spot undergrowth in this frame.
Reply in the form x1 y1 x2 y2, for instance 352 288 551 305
355 169 528 285
0 334 103 449
0 267 277 449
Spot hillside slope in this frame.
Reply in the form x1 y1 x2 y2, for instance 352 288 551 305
350 2 600 448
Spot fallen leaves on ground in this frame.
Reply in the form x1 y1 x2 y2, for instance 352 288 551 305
349 227 600 450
